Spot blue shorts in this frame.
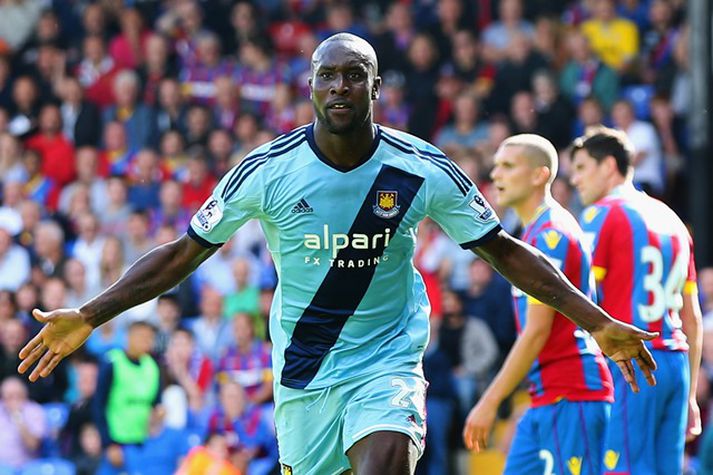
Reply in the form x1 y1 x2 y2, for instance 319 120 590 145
274 368 427 475
603 350 689 475
504 400 610 475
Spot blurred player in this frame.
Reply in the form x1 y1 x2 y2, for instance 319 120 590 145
19 35 657 475
570 127 703 474
464 135 613 474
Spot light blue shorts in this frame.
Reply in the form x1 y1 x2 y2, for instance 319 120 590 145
274 368 427 475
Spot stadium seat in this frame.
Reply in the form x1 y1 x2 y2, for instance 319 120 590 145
20 459 75 475
620 84 655 120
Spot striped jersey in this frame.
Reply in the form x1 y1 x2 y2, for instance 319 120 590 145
579 185 696 351
514 201 613 407
188 124 501 390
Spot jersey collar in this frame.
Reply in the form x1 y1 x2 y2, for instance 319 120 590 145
306 123 381 173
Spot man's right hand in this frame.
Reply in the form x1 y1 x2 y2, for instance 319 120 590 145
17 308 94 381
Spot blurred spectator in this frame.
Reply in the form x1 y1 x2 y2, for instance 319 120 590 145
8 76 40 137
0 289 17 326
439 290 498 419
405 33 440 139
25 102 76 189
531 70 575 149
213 76 241 132
100 177 132 237
150 180 191 236
374 2 415 73
138 34 178 107
481 0 535 64
76 35 119 109
446 29 496 101
227 1 264 54
127 149 163 211
194 240 238 296
207 380 278 475
182 152 216 213
191 286 231 363
63 258 98 312
180 32 234 105
160 130 190 181
580 0 639 72
487 33 549 115
428 0 471 63
109 8 150 70
0 318 25 381
559 30 620 112
176 432 242 475
422 317 456 475
375 70 410 131
157 0 208 68
0 133 26 184
217 313 272 406
164 328 213 413
99 236 126 290
461 258 516 359
0 213 30 291
611 99 664 195
100 121 137 177
103 70 157 151
62 357 99 457
207 129 236 176
317 1 369 42
59 146 109 216
509 91 539 135
94 321 160 474
640 0 678 86
122 210 155 265
287 32 318 100
32 219 66 281
0 376 46 469
70 212 105 291
235 37 289 117
224 258 260 323
154 294 182 354
58 76 102 147
72 423 102 475
184 105 213 148
435 92 489 156
699 268 713 316
573 96 606 137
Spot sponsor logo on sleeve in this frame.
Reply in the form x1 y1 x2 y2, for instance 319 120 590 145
192 198 223 232
469 193 493 222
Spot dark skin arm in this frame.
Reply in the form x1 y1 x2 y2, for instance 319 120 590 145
473 231 658 391
18 234 217 381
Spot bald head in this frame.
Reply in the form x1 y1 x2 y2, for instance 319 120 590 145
312 33 378 76
500 134 559 185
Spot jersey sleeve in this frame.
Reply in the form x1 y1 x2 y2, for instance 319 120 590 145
187 159 265 247
426 168 501 248
580 204 616 282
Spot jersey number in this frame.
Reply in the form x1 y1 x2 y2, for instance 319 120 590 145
539 450 554 475
639 245 686 323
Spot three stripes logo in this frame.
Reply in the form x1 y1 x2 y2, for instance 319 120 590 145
291 198 314 214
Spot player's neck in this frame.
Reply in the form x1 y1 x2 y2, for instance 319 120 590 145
313 120 377 169
604 176 632 197
515 189 549 225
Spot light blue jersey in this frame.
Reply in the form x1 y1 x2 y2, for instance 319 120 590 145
188 124 501 390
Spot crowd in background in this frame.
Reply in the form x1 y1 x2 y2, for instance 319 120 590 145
0 0 712 474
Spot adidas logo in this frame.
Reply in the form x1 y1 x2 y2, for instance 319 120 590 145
291 198 314 214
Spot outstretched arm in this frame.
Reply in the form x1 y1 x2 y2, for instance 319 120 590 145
473 231 657 391
18 234 217 381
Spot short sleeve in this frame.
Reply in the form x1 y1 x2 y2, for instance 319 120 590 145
188 159 265 247
426 164 501 249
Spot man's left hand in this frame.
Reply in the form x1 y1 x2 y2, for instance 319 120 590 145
590 319 658 392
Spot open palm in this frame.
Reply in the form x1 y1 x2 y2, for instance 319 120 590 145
17 308 94 381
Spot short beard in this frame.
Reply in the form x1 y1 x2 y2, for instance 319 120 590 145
315 107 368 135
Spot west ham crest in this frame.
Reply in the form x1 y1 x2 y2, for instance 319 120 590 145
373 190 400 218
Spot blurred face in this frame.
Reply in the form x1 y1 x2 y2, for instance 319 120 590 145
159 181 182 208
441 291 462 316
127 325 155 356
80 425 102 457
453 31 477 64
611 102 634 129
408 36 436 70
64 259 86 290
491 145 540 208
83 37 105 63
2 320 26 352
146 35 168 67
13 78 36 108
200 288 223 318
75 147 99 180
1 378 27 411
208 130 233 158
76 362 98 398
168 331 193 361
219 381 246 415
158 299 180 328
233 313 254 347
579 100 603 126
387 3 411 31
469 258 493 288
104 123 127 150
500 0 522 22
570 149 611 206
42 279 66 309
454 95 478 124
114 78 138 106
310 40 379 135
159 80 181 108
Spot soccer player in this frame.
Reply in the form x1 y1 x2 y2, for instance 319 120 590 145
463 135 614 474
19 34 657 475
569 127 703 474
